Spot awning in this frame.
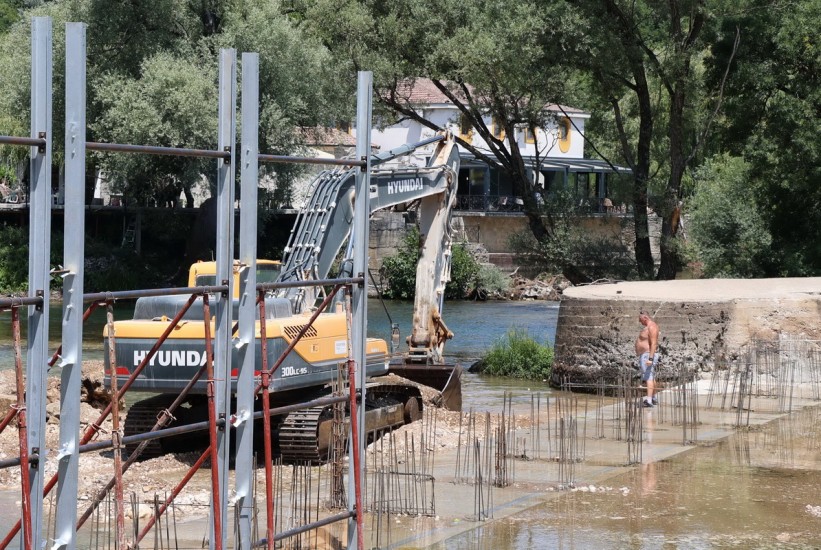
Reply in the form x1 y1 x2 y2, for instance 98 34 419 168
459 153 632 174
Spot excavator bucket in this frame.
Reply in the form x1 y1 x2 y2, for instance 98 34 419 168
386 362 463 411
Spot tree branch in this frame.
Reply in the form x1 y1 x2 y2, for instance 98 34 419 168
684 25 740 167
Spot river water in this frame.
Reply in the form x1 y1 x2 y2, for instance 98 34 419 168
0 298 559 410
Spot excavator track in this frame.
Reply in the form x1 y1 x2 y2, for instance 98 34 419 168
123 394 175 460
278 407 330 463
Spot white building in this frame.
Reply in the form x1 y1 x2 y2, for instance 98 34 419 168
352 78 629 214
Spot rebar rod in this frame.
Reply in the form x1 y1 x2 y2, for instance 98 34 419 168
257 292 275 550
201 294 224 550
77 294 220 528
135 449 209 544
106 304 127 550
12 307 33 550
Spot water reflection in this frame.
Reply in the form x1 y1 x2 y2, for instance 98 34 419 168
434 405 821 549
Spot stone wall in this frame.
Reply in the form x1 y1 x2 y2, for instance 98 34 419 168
551 278 821 387
369 211 413 272
370 210 657 275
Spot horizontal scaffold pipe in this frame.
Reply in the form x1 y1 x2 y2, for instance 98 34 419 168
82 285 229 303
0 296 44 310
255 510 357 547
0 394 351 470
0 135 46 148
259 153 365 168
78 276 363 304
258 276 364 292
87 141 230 160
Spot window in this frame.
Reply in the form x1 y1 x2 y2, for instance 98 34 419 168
458 112 473 142
491 117 506 141
195 275 217 287
558 117 571 153
256 264 281 284
524 127 537 144
336 120 351 134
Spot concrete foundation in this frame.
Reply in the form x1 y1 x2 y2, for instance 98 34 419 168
552 278 821 387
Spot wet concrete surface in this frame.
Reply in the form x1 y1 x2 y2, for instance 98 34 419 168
382 384 821 549
2 379 820 549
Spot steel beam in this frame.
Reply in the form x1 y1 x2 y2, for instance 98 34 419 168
25 17 52 550
211 48 236 550
235 51 259 549
52 22 86 550
347 70 373 550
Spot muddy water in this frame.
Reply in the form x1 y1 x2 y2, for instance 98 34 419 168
430 406 821 549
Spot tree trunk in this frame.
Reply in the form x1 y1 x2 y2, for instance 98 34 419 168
656 85 687 280
630 72 655 279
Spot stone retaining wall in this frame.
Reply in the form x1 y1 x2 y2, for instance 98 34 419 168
551 278 821 387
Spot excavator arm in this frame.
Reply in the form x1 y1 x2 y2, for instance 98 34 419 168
276 132 460 364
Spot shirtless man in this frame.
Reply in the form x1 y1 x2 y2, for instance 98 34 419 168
635 312 660 407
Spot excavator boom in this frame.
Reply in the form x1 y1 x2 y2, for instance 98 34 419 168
276 132 462 408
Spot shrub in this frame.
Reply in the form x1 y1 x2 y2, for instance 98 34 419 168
474 263 510 299
0 225 28 292
379 228 421 299
0 225 64 293
380 227 494 300
446 243 479 299
479 329 553 380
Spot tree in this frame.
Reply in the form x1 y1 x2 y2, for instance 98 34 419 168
561 0 736 280
91 52 218 207
707 0 821 275
0 0 21 34
687 154 771 277
0 0 349 205
296 0 597 283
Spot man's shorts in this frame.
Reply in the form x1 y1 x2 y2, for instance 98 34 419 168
637 353 660 382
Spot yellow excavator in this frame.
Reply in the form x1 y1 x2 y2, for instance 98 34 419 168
105 132 462 462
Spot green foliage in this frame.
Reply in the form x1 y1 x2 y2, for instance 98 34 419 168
83 248 151 292
379 228 420 300
0 0 348 205
0 225 28 291
478 329 553 380
686 154 771 278
474 263 510 299
0 224 64 293
510 197 636 281
707 0 821 275
0 0 20 34
380 227 505 300
446 244 478 300
91 51 218 205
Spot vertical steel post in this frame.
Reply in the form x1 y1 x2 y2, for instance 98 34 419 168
347 70 372 550
211 47 236 550
234 51 259 550
26 17 52 550
53 22 86 550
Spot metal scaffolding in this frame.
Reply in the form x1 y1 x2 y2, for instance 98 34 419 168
0 17 372 550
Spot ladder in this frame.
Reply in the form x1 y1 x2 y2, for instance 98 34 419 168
122 216 136 247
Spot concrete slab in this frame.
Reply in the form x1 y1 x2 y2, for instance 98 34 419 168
379 383 821 548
